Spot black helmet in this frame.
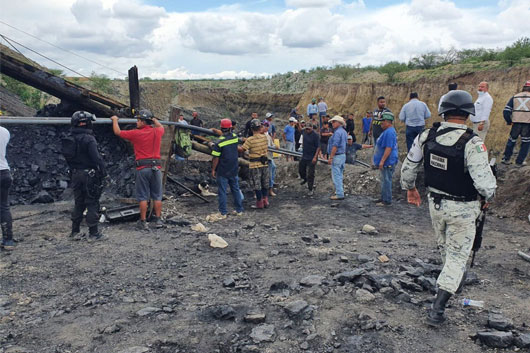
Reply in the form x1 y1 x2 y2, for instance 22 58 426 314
250 119 261 129
135 109 154 121
438 90 475 117
71 111 96 127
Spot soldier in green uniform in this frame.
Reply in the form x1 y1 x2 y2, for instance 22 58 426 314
400 90 497 326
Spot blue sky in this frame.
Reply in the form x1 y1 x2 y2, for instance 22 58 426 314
1 0 527 79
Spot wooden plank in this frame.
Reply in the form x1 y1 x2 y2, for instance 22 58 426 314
161 106 179 187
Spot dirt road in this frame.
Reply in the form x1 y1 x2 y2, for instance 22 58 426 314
1 170 529 352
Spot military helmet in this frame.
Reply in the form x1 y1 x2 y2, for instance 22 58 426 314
438 90 475 117
250 119 261 129
71 111 96 127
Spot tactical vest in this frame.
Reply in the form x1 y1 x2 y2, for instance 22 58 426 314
512 91 530 123
423 123 478 198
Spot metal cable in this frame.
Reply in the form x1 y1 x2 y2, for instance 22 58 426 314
0 20 127 76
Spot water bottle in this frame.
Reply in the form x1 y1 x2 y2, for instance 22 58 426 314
461 298 484 308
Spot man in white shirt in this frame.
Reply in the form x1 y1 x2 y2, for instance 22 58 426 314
470 81 493 141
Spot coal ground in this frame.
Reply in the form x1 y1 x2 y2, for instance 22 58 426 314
1 159 530 353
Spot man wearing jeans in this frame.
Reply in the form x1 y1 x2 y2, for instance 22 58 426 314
399 92 431 151
327 116 348 200
210 119 243 220
373 112 398 206
283 117 297 161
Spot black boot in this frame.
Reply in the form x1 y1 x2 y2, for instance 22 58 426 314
1 222 15 251
87 226 103 242
427 289 452 326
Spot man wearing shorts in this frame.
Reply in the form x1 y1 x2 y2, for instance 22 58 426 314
111 109 165 231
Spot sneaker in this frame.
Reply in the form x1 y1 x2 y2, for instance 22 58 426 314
153 217 165 229
206 213 227 222
300 179 307 185
69 231 86 241
231 210 244 216
330 195 344 200
137 220 150 231
308 190 314 196
0 239 15 251
501 158 511 165
269 189 277 197
376 201 392 206
372 198 383 203
87 232 104 242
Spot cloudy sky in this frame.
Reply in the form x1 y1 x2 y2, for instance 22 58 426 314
1 0 528 79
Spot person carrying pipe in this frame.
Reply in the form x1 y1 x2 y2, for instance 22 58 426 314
111 110 165 231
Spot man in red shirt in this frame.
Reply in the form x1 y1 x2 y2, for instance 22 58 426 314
111 109 165 230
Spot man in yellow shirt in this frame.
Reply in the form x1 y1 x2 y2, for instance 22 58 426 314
239 119 270 209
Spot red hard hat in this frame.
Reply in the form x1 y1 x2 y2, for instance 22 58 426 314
220 119 232 128
524 80 530 87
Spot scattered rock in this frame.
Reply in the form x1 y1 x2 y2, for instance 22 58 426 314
334 268 366 283
31 190 54 204
300 275 325 287
101 324 121 334
398 279 423 292
166 216 191 226
301 236 313 243
244 312 266 324
361 224 378 235
357 255 372 263
208 233 228 248
191 223 208 232
340 256 349 263
136 307 162 317
299 341 309 350
223 277 236 288
378 255 389 263
250 324 276 343
117 347 150 353
209 305 236 320
284 300 309 318
476 331 513 348
515 333 530 348
269 281 290 297
487 312 514 331
464 272 480 285
416 276 437 293
355 289 376 302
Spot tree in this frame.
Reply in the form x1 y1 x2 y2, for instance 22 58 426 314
89 71 112 94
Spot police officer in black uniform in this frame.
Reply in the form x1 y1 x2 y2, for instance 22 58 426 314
68 111 106 241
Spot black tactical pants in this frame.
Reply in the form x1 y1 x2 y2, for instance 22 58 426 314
71 170 101 228
299 158 316 191
0 170 13 225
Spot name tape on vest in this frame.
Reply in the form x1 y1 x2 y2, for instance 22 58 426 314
430 154 448 170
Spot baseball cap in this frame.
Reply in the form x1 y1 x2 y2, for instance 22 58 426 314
289 117 298 123
266 112 274 118
524 80 530 87
347 135 353 140
381 112 395 121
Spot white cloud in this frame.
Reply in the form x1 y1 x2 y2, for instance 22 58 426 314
285 0 341 8
0 0 527 80
149 67 270 80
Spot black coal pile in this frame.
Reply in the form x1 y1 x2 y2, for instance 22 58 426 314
5 124 137 205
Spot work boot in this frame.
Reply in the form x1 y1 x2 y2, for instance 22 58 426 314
251 200 264 209
87 226 104 242
1 222 15 251
137 220 149 231
263 196 269 208
455 271 467 295
151 216 166 229
426 289 452 327
69 221 82 240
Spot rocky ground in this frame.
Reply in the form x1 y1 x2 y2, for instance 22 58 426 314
1 158 530 353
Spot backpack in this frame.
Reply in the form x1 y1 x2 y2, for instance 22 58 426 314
61 135 78 166
175 128 192 158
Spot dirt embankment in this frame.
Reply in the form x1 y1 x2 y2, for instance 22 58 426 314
299 66 530 156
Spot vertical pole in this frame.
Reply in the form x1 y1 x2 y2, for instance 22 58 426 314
161 106 180 188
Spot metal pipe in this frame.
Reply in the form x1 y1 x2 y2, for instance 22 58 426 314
0 116 219 136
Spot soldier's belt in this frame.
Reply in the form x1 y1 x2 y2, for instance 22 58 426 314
429 192 477 203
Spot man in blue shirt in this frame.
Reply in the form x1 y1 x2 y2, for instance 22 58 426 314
399 92 431 151
211 119 243 219
307 98 318 119
362 111 373 144
327 115 348 200
283 117 297 161
373 112 398 206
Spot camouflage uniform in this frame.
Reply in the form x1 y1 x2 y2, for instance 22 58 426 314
401 122 496 294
